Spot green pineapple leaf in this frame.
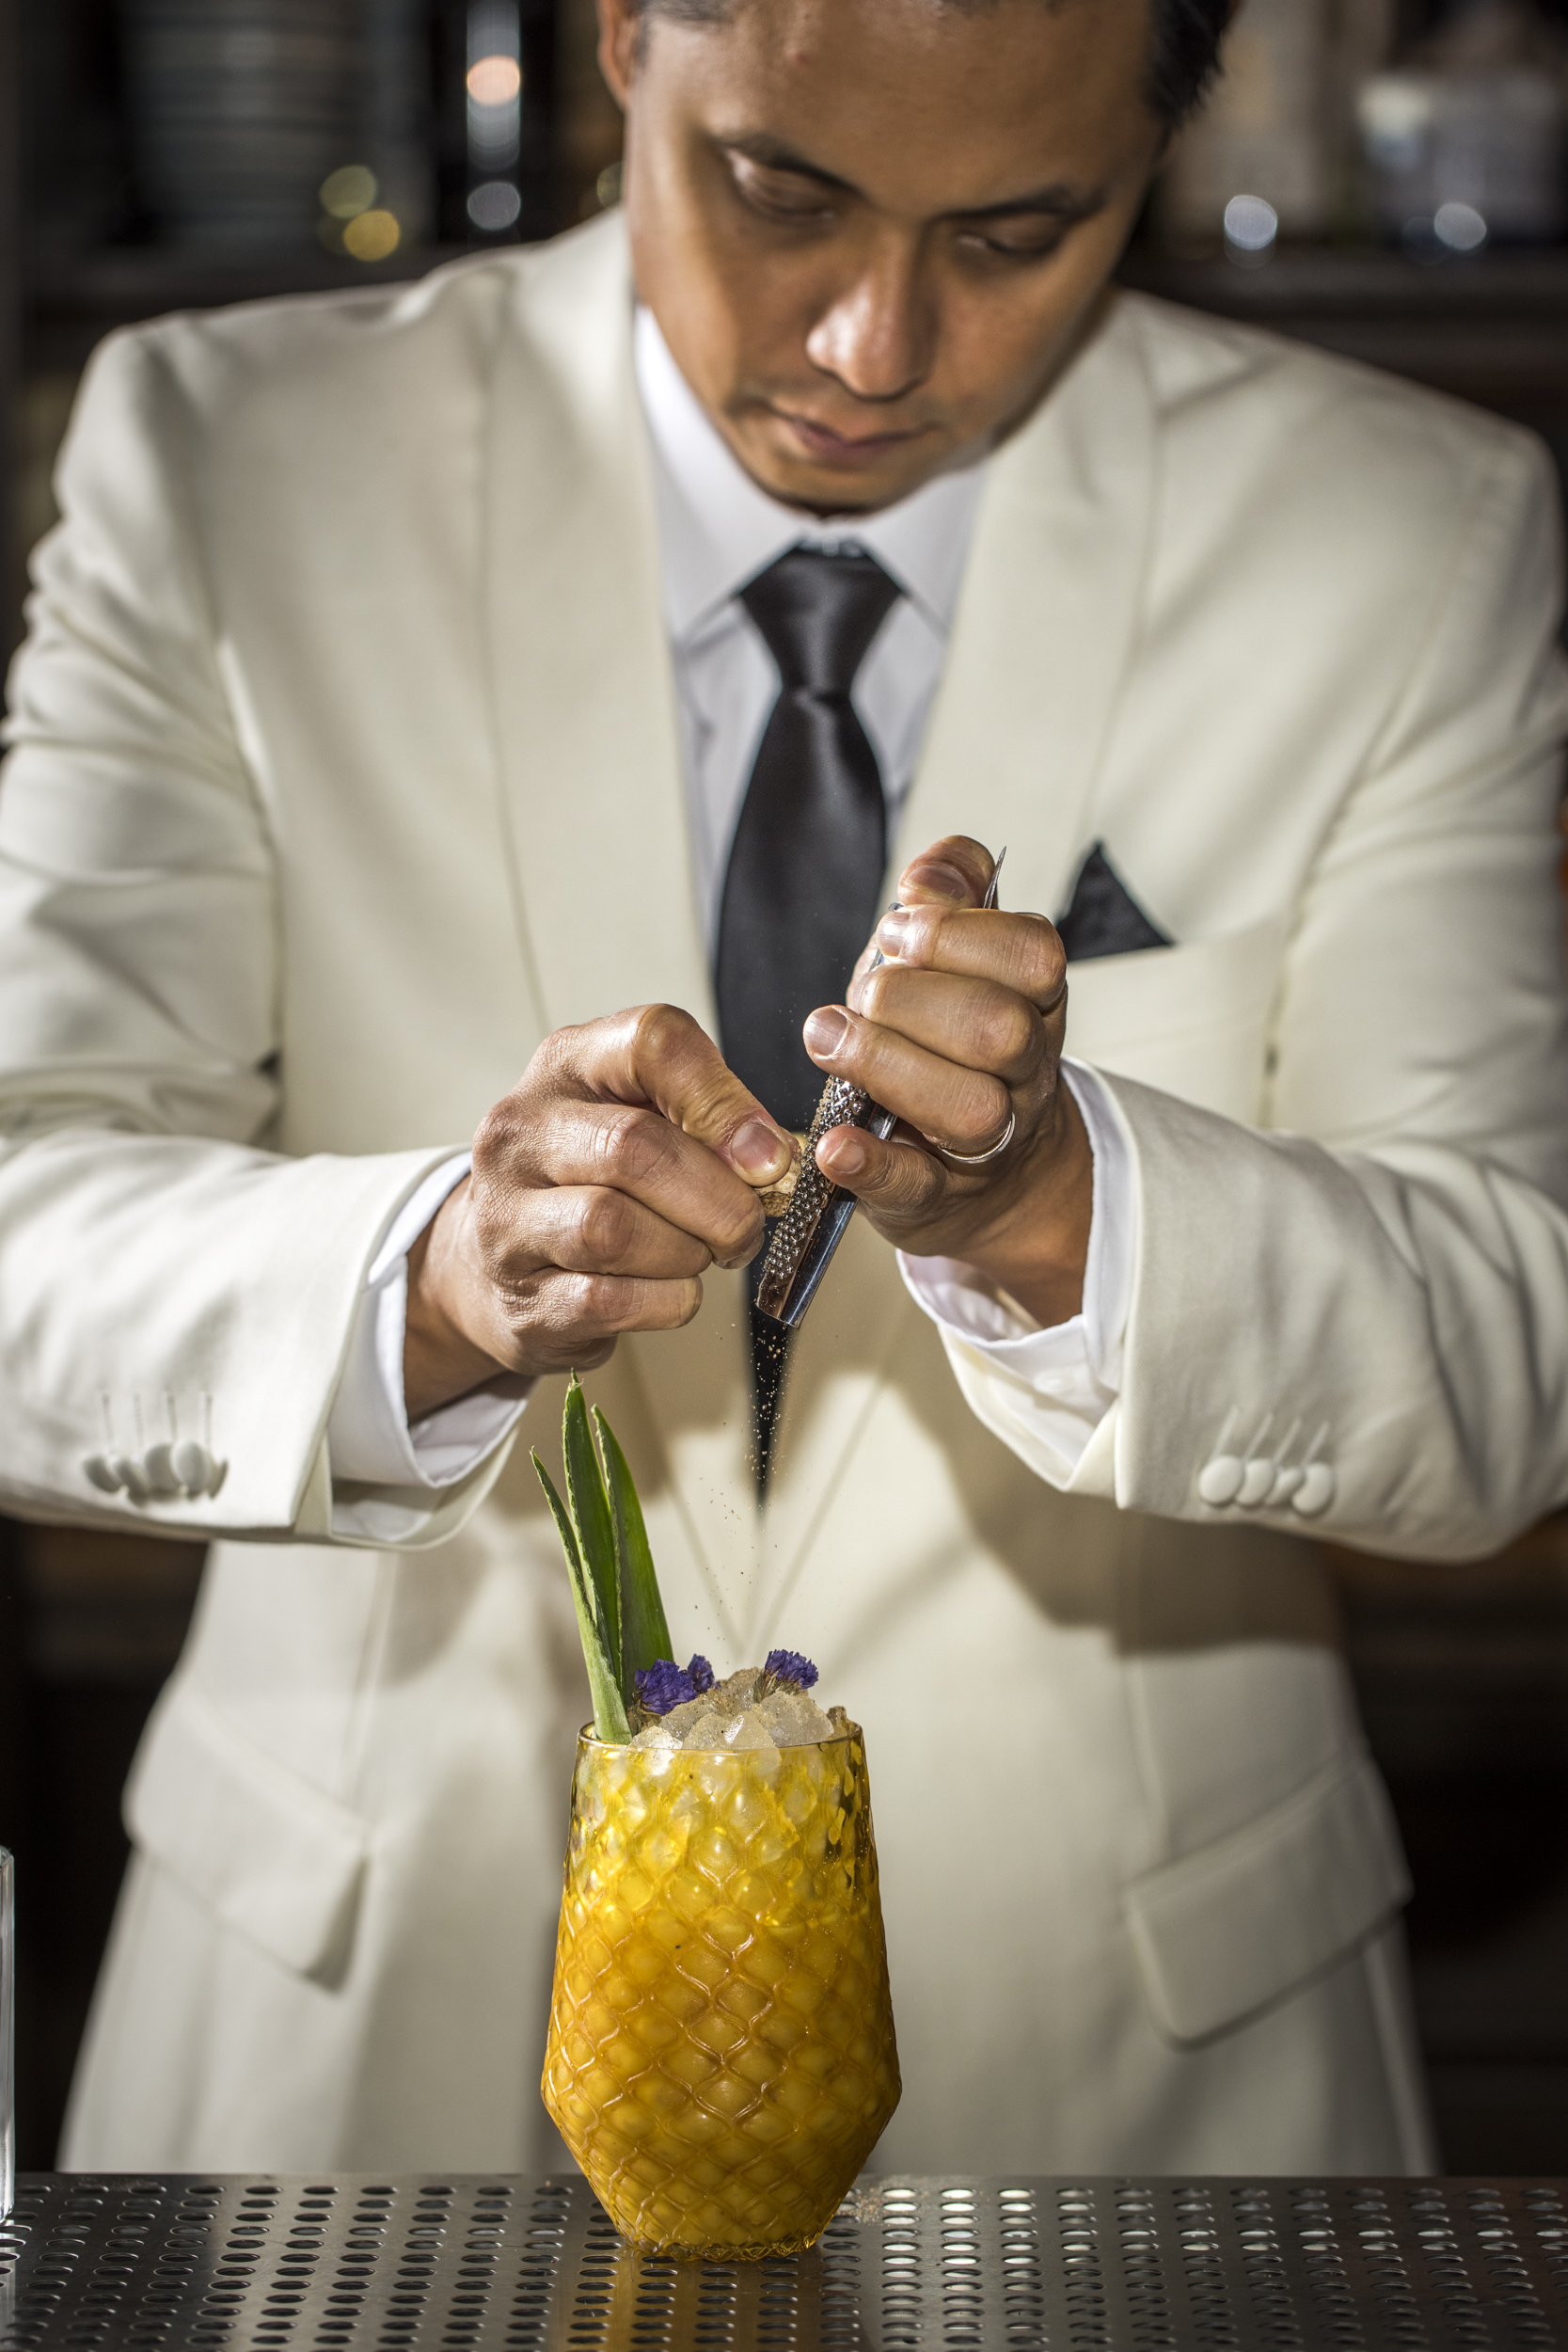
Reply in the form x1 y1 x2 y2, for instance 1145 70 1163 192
594 1406 673 1700
533 1452 631 1745
563 1374 620 1686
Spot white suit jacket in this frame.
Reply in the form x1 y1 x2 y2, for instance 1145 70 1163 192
4 211 1567 2178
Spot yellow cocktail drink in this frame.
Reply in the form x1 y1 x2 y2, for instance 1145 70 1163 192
542 1722 900 2259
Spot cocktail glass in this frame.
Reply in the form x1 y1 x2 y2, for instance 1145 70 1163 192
542 1721 899 2259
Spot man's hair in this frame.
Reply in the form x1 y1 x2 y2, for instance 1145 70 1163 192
1143 0 1228 127
635 0 1228 131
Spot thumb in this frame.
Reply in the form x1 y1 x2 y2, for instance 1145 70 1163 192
614 1004 798 1189
896 834 995 911
815 1122 945 1231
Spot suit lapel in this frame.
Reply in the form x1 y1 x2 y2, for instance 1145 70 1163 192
484 215 760 1612
898 294 1158 930
484 214 714 1040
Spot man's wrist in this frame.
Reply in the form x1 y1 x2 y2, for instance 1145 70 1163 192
404 1182 519 1420
948 1080 1094 1327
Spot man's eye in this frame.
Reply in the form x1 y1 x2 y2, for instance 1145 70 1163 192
727 156 836 221
957 225 1068 262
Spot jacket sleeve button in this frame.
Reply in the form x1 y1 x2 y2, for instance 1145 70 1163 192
171 1438 214 1495
109 1451 149 1501
141 1442 182 1495
83 1454 124 1494
1291 1462 1337 1517
1237 1456 1278 1507
1197 1454 1244 1506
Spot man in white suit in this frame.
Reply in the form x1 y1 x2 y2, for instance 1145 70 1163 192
4 0 1568 2179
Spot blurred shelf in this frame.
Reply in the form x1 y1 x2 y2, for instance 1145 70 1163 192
20 1525 203 1686
1324 1515 1568 2167
1116 244 1568 412
1119 242 1568 312
1326 1514 1568 1778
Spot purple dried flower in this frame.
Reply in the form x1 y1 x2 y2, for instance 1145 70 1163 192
687 1654 715 1693
635 1659 696 1715
764 1648 818 1691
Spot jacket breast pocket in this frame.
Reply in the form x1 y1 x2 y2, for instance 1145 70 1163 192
1065 914 1288 1123
124 1677 371 1981
1121 1745 1412 2045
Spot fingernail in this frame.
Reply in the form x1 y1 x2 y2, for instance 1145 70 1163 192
832 1134 869 1185
822 1124 869 1185
803 1007 849 1059
876 908 912 955
732 1117 792 1180
915 861 969 901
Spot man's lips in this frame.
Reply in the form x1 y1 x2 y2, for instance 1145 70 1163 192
769 406 932 465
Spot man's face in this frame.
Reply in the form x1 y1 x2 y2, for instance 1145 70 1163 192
600 0 1165 514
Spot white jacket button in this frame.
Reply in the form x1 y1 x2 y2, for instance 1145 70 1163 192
171 1438 214 1495
1237 1456 1276 1507
1197 1454 1244 1506
1291 1463 1337 1517
141 1442 182 1495
1269 1465 1306 1505
110 1450 149 1500
83 1453 124 1494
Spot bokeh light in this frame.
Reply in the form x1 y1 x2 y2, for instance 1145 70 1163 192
467 55 522 103
1223 193 1279 253
343 209 401 262
1433 199 1487 252
320 164 377 220
467 181 522 231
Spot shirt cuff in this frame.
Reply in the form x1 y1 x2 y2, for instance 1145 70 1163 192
326 1152 532 1490
897 1060 1134 1469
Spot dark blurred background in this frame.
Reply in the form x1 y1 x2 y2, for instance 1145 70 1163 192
0 0 1566 2177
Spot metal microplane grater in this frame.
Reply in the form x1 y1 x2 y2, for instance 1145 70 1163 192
753 1075 895 1327
755 849 1006 1329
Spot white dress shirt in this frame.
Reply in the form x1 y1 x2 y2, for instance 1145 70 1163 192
326 310 1134 1506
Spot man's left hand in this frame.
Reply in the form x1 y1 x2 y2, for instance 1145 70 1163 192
804 834 1093 1327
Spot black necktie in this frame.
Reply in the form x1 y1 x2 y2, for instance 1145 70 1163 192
715 544 902 1496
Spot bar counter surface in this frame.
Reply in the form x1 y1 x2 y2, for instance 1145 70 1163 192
0 2171 1561 2348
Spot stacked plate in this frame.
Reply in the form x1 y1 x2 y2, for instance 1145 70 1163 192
120 0 368 248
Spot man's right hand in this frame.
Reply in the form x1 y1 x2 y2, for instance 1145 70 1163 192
402 1006 795 1420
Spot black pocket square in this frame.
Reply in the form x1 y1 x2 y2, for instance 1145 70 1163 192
1056 842 1172 961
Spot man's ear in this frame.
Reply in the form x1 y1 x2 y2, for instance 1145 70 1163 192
597 0 641 110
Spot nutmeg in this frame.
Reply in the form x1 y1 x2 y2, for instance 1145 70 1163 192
751 1133 806 1219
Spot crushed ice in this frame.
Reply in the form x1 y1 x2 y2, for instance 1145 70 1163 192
629 1664 845 1753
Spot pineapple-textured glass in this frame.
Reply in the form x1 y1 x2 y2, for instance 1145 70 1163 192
542 1723 899 2258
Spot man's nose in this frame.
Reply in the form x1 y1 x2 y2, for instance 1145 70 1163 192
803 239 934 403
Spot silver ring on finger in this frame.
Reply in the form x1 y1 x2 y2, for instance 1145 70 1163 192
939 1107 1017 1167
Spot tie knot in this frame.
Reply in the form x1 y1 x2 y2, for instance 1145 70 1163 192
738 545 902 696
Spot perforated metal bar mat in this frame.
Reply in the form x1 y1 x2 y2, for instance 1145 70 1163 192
0 2174 1564 2350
